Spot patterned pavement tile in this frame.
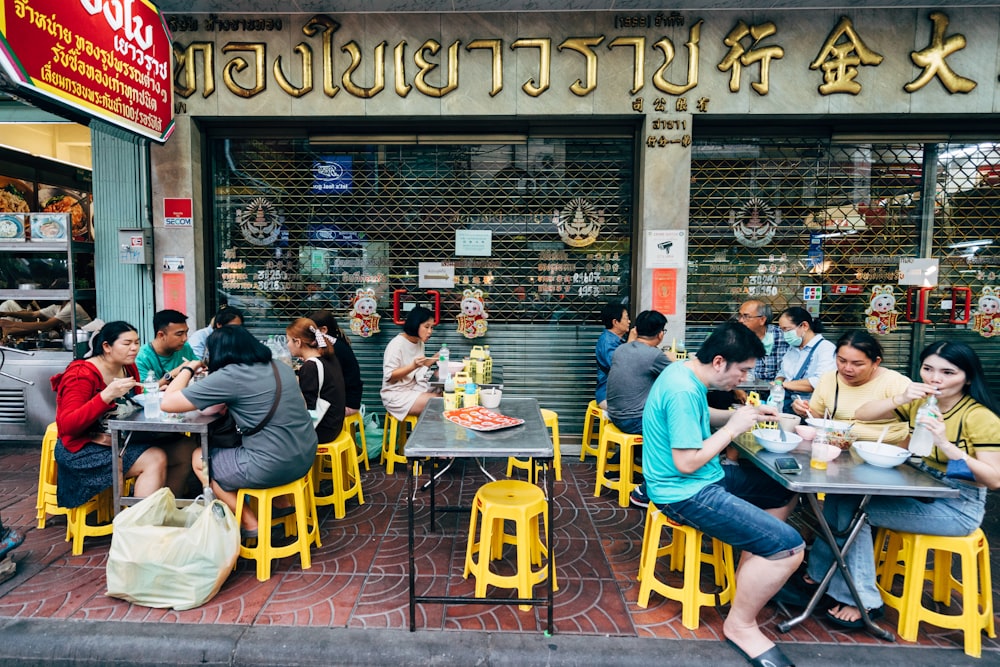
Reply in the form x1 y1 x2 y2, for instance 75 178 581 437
372 531 457 578
308 529 383 575
0 565 106 618
0 445 997 662
256 571 364 627
348 572 446 630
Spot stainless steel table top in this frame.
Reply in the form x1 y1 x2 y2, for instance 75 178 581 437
733 437 959 498
108 410 220 434
405 397 552 459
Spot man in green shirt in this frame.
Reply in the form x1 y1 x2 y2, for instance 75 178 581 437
136 309 196 388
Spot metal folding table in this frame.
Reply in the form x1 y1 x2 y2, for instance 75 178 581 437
733 436 959 640
404 397 555 633
108 411 221 514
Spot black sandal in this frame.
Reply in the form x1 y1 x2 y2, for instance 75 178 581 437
725 639 795 667
824 604 884 631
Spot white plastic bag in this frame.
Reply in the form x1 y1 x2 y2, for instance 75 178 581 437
106 488 240 610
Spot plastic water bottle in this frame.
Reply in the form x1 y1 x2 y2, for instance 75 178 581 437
142 371 161 420
770 380 785 411
438 344 450 380
908 394 938 457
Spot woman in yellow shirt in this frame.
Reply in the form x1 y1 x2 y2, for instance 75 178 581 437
791 330 911 444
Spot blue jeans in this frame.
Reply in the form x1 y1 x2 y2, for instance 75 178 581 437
660 464 803 559
806 483 987 609
611 416 643 436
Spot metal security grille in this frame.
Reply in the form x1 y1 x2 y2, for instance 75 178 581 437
687 138 924 372
208 135 634 326
926 142 1000 392
206 129 637 441
688 136 999 395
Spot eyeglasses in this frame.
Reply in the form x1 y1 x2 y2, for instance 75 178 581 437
737 313 764 321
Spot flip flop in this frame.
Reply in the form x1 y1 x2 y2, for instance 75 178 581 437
725 639 795 667
824 604 884 631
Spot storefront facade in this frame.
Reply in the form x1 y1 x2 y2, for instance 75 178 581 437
149 7 1000 435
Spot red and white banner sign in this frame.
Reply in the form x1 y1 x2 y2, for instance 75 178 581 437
0 0 174 142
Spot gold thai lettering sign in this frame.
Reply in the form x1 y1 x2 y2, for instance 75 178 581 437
166 10 990 117
0 0 174 142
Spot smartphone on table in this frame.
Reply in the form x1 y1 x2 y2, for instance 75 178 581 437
774 457 802 474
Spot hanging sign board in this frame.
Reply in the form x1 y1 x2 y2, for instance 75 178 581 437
163 198 192 227
418 262 455 289
456 229 492 256
898 258 939 287
651 268 677 315
645 230 685 269
0 0 174 142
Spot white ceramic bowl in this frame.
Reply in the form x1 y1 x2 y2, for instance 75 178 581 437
480 387 502 408
853 440 911 468
753 428 802 453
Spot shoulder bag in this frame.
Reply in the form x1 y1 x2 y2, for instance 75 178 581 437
306 357 332 423
210 362 283 447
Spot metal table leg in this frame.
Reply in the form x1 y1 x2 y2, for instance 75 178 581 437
545 456 555 635
407 458 417 632
110 429 123 517
777 494 894 641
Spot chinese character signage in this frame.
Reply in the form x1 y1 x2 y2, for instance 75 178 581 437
0 0 174 142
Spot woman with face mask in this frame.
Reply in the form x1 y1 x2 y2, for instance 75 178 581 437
774 307 836 413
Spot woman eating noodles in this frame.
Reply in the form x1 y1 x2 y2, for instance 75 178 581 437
380 306 441 422
792 340 1000 630
51 321 194 508
791 330 911 444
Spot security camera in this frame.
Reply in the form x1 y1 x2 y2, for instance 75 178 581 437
657 241 673 252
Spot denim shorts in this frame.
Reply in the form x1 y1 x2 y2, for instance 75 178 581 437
659 463 804 559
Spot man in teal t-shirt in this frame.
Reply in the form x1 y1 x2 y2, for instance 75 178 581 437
642 321 803 667
136 309 196 388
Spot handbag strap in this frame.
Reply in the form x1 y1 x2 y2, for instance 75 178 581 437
239 362 282 437
791 340 821 381
307 356 325 391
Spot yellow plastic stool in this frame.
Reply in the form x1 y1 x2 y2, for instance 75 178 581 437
65 489 115 556
37 422 69 529
312 430 365 519
580 400 607 461
636 504 736 630
875 527 994 657
343 412 369 471
37 422 116 554
594 423 643 507
236 474 321 581
506 408 562 482
463 480 556 611
381 414 418 474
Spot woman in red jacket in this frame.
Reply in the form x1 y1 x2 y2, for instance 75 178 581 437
50 321 194 508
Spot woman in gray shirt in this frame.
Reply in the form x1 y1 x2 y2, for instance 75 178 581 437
161 326 318 538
